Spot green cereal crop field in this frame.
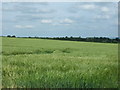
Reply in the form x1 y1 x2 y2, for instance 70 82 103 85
2 37 118 88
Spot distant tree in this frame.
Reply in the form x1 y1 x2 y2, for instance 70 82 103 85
65 36 68 39
12 35 16 38
115 37 119 41
70 36 73 38
7 35 11 37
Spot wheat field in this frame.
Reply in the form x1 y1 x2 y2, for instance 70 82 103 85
2 37 118 88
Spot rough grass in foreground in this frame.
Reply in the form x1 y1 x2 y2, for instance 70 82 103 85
2 37 118 88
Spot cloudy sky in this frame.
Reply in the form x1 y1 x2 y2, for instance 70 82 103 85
2 2 118 37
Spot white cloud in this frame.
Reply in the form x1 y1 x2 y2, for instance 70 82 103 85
60 18 74 23
52 23 61 26
41 19 53 23
95 15 110 19
2 7 14 11
15 25 23 28
101 7 109 12
40 18 74 25
33 9 54 13
2 0 119 2
51 18 74 26
78 4 96 10
15 25 34 29
25 25 34 28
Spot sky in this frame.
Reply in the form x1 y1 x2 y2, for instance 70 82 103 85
2 2 118 37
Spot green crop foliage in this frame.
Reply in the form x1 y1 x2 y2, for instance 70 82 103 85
1 37 118 88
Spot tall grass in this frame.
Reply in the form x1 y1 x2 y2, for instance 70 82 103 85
2 37 118 88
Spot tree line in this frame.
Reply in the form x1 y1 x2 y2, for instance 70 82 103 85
6 35 120 43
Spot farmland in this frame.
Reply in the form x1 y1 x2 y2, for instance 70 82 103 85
2 37 118 88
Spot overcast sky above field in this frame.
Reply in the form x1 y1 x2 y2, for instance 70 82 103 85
2 2 118 37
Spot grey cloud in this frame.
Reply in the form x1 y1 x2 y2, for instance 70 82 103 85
68 2 117 14
18 8 55 14
92 2 117 7
17 2 49 6
3 2 56 23
14 5 55 14
3 2 55 14
15 14 54 22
